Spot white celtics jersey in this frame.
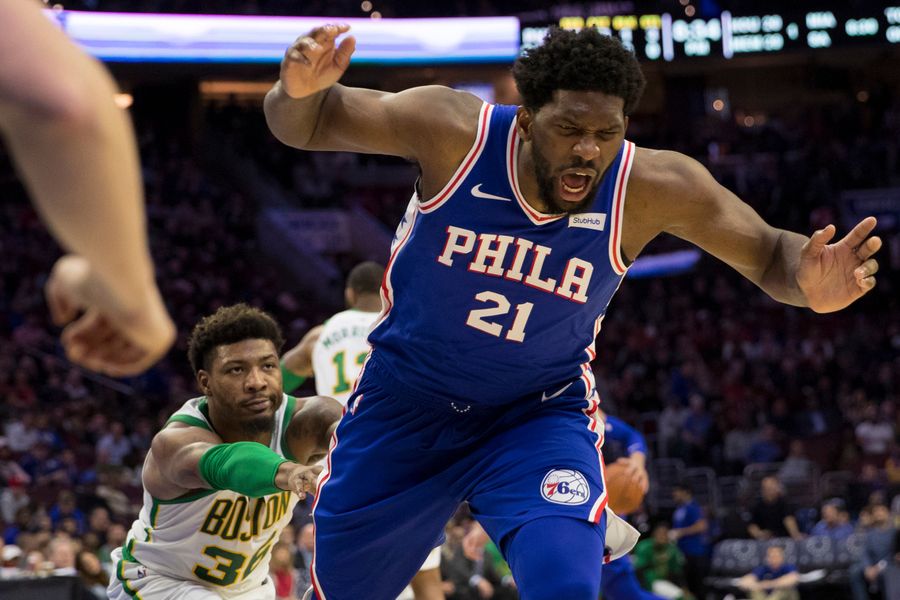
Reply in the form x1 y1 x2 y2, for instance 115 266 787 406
121 395 300 596
312 309 379 405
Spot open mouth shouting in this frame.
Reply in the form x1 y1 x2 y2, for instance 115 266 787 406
558 168 597 204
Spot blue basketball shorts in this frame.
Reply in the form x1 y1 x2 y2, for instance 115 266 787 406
308 356 613 600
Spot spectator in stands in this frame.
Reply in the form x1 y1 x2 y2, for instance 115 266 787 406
746 424 783 465
810 498 854 541
0 478 29 526
76 548 110 600
776 440 817 484
86 506 111 547
3 506 32 546
855 402 894 467
48 490 85 534
679 394 714 464
440 520 478 600
747 477 802 541
0 437 30 487
633 521 694 600
294 523 315 592
670 483 709 596
658 398 689 458
46 534 77 576
723 412 755 475
0 543 22 579
735 544 800 600
851 465 891 513
95 421 133 466
98 522 126 566
850 502 897 600
270 541 298 600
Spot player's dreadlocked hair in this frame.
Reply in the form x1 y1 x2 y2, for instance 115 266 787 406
187 303 285 374
513 27 646 115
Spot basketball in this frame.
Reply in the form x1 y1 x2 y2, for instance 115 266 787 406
605 463 646 515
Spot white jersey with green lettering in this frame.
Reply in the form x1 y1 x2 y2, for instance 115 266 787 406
312 309 378 405
116 395 300 597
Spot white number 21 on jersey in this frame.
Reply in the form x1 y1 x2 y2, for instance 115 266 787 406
465 291 534 342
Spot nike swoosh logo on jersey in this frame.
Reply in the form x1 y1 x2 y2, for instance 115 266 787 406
471 184 512 202
541 382 574 402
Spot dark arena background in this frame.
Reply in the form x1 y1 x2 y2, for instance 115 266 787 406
1 1 899 599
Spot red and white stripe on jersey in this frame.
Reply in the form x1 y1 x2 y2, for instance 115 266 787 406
419 102 493 213
583 314 604 362
370 197 419 336
583 396 608 523
579 362 597 402
609 140 635 275
507 121 566 227
310 419 342 600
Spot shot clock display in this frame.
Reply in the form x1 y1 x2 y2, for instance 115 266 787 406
521 5 900 61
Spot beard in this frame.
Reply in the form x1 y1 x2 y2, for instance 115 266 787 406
532 137 605 215
241 413 277 437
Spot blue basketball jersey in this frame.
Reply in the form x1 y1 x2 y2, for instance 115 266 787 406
367 103 635 405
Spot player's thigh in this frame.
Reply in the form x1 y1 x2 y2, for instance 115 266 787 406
467 395 607 547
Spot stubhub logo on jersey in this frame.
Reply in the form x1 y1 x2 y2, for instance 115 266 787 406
568 213 607 231
541 469 590 505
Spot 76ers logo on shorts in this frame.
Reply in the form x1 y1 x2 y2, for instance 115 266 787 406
541 469 590 505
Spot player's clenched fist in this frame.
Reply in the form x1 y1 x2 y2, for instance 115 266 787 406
276 462 323 499
280 24 356 99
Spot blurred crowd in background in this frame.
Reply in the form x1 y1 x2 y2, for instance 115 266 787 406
1 2 900 598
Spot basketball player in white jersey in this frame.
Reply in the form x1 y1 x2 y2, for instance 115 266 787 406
108 304 341 599
282 261 384 405
282 262 444 600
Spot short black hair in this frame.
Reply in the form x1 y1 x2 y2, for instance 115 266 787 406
346 261 384 296
187 304 285 375
513 27 646 115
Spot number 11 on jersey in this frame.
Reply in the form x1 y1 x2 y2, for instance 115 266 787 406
466 291 534 342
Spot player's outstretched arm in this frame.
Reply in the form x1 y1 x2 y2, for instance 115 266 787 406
264 24 481 166
633 149 880 312
285 395 343 465
146 424 321 500
282 325 323 378
0 1 174 376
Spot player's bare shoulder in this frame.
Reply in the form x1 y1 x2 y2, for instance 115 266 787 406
627 147 705 205
621 147 716 258
392 85 486 194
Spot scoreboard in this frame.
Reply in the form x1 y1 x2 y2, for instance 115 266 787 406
520 6 900 61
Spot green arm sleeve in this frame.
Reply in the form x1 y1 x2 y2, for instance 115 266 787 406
281 362 306 393
198 442 288 498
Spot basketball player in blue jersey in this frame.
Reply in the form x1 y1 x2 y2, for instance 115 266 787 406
266 24 882 600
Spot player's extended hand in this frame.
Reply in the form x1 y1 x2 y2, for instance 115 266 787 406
280 24 356 99
613 456 649 494
462 521 490 561
45 255 175 377
797 216 881 313
275 462 323 499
